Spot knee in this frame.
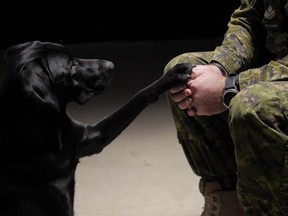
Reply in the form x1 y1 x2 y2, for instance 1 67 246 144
229 83 276 128
164 52 199 74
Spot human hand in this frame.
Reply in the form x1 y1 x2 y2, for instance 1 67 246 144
169 83 193 108
169 64 228 116
186 65 227 116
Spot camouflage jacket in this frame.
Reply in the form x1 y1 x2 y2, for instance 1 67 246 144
212 0 288 89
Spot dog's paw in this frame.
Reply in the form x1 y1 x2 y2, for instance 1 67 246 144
143 63 194 99
162 63 194 85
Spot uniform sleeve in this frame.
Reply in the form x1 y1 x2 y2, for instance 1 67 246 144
211 0 266 74
239 56 288 89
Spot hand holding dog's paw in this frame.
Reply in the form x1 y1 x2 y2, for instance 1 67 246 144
161 63 193 88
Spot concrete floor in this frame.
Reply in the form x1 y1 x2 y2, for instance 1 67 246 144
0 39 222 216
70 96 203 216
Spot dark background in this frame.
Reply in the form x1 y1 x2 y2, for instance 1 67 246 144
1 0 239 50
0 2 240 214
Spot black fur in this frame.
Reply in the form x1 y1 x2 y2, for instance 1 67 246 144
0 41 192 216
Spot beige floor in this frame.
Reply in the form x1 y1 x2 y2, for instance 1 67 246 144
68 95 203 216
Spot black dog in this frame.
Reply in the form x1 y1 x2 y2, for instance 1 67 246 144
0 41 192 216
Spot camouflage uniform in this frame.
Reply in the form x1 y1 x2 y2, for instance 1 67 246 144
164 0 288 215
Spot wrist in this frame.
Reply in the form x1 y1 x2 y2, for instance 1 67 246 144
210 61 228 76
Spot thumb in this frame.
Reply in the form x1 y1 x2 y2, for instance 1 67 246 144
190 68 201 79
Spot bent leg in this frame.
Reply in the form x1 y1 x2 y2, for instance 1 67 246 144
164 52 237 186
230 82 288 215
164 52 244 215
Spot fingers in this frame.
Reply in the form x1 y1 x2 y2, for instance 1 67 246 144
169 84 186 94
178 97 192 109
170 88 192 102
187 107 197 116
168 69 194 111
169 91 193 110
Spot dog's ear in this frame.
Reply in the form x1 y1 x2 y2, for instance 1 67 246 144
20 60 61 112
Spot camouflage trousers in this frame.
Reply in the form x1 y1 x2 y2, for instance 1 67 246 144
164 51 288 215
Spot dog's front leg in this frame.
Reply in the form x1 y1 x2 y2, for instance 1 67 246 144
76 63 192 158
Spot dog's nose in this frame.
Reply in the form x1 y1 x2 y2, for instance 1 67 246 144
104 61 114 70
93 59 114 71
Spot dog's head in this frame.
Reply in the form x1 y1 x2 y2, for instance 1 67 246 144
4 41 114 111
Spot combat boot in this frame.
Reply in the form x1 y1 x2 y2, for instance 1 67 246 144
199 181 245 216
